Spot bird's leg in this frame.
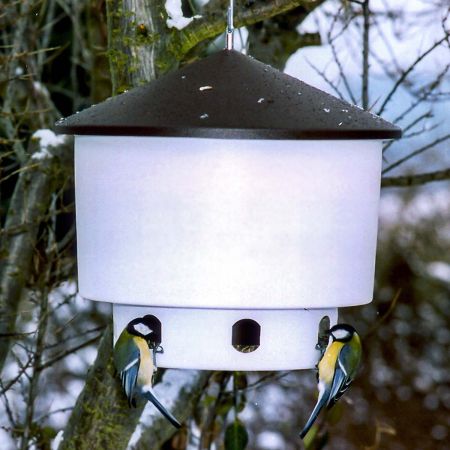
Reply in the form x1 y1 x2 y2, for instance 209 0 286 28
149 343 164 383
151 344 164 366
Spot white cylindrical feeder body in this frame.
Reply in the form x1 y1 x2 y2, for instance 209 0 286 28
75 135 383 370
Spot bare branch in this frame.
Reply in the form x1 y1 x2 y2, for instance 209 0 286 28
383 111 433 152
0 137 73 375
381 168 450 188
304 57 346 100
377 34 449 116
382 133 450 174
133 370 212 450
327 5 357 104
58 326 145 450
361 0 370 110
36 333 102 372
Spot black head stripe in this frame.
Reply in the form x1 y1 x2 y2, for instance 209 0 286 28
126 317 151 337
126 315 162 344
330 324 356 342
142 315 162 345
127 317 142 336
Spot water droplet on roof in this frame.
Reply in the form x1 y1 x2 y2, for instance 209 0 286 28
181 75 186 79
200 113 209 119
342 109 349 113
338 122 343 126
298 92 302 95
257 98 265 103
199 86 213 91
323 108 330 113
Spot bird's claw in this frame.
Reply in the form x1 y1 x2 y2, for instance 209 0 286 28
151 344 164 368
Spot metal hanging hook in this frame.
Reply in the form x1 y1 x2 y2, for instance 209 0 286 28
226 0 234 50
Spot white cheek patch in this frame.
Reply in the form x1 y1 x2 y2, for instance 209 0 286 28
134 323 152 335
332 329 350 340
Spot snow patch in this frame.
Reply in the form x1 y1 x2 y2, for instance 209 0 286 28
165 0 201 30
127 370 199 449
33 81 47 94
51 430 64 450
31 129 66 160
256 431 285 450
426 261 450 283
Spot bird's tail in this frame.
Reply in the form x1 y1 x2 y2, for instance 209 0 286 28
142 389 181 429
299 392 328 439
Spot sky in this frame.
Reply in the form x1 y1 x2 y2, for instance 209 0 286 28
286 0 450 176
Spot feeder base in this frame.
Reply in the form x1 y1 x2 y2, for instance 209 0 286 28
113 304 337 371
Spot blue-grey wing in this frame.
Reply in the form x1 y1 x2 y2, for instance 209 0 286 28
327 345 353 408
113 331 141 402
120 360 140 401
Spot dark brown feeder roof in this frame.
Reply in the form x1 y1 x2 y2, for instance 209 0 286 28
55 49 401 140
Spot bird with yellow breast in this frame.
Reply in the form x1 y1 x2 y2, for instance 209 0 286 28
300 323 362 439
113 315 181 429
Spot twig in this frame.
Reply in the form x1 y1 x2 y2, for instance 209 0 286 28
403 123 439 140
365 289 401 338
0 358 33 396
43 325 105 350
381 168 450 188
37 0 57 70
36 333 102 371
361 0 370 110
36 406 74 423
0 379 17 430
383 111 433 152
304 57 346 100
1 0 31 164
199 372 231 450
377 35 449 116
19 286 50 450
382 133 450 174
327 5 357 104
224 371 292 395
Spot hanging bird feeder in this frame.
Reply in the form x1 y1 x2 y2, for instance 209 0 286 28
56 42 400 370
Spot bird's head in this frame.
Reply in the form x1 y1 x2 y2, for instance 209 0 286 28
127 315 159 346
329 323 356 343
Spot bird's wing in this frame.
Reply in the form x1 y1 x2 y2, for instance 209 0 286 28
114 332 141 403
299 380 329 439
326 345 353 408
120 359 140 402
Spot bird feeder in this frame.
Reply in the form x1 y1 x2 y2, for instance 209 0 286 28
55 49 401 371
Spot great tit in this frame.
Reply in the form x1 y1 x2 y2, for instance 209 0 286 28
299 323 362 439
113 315 181 429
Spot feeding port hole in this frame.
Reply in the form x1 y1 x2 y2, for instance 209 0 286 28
232 319 261 353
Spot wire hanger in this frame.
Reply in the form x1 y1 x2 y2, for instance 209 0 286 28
226 0 234 50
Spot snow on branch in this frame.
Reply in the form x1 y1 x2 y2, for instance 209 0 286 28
31 129 67 160
165 0 201 30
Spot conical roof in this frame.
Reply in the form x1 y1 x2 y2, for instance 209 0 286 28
55 50 401 140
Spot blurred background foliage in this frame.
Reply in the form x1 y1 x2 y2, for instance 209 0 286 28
0 1 449 449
